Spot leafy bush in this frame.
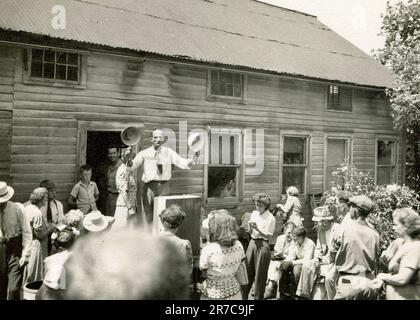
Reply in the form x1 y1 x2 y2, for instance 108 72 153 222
321 163 375 220
331 163 375 194
369 184 420 252
322 162 420 255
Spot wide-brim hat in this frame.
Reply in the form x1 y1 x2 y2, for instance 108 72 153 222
0 181 14 203
312 205 334 222
83 210 114 232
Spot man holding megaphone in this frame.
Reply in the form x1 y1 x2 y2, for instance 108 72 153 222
122 128 196 226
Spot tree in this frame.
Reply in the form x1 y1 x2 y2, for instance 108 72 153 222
376 0 420 192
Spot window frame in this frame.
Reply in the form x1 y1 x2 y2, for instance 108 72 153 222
206 70 247 102
323 134 353 191
23 47 87 88
375 136 399 185
279 131 311 195
325 84 353 112
204 127 244 206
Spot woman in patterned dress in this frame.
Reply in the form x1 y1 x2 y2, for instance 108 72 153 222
199 209 245 300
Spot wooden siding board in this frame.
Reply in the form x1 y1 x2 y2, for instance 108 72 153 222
12 154 77 164
0 84 13 94
11 145 77 155
12 173 75 182
0 49 13 183
12 126 77 137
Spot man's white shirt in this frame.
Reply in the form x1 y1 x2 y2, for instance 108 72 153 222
129 146 190 183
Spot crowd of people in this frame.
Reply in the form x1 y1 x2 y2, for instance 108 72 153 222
196 188 420 301
0 127 419 300
0 176 419 300
0 176 194 300
0 176 420 300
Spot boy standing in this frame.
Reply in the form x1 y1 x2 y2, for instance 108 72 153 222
68 165 99 214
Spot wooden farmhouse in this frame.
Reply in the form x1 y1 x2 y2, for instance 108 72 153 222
0 0 402 235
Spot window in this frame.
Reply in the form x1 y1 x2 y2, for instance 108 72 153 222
376 139 397 185
325 137 351 190
208 70 244 99
281 136 309 194
327 85 353 111
30 48 80 82
206 128 243 204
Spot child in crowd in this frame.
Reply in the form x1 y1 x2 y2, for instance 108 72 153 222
68 164 99 214
277 186 303 227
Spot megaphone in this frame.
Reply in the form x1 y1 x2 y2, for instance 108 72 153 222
121 127 142 146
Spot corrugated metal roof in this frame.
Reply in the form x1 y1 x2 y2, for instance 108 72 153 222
0 0 393 88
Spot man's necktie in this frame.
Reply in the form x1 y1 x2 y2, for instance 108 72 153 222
46 200 53 254
155 150 163 175
46 200 53 223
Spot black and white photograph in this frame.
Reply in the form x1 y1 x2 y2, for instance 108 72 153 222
0 0 419 306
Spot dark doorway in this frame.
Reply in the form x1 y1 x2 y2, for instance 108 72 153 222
86 131 123 214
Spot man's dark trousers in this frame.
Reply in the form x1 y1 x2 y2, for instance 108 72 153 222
0 236 23 300
141 180 171 225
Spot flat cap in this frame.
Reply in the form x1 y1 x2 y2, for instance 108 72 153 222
348 195 374 213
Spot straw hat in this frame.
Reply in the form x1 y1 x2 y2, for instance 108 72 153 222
0 181 14 203
312 205 334 222
83 210 114 232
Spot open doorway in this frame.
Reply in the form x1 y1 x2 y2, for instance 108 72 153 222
77 121 144 219
86 131 123 214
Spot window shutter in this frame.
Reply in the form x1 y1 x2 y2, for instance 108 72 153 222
339 87 353 111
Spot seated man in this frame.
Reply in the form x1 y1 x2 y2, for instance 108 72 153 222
264 222 296 299
295 206 340 299
277 226 315 299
